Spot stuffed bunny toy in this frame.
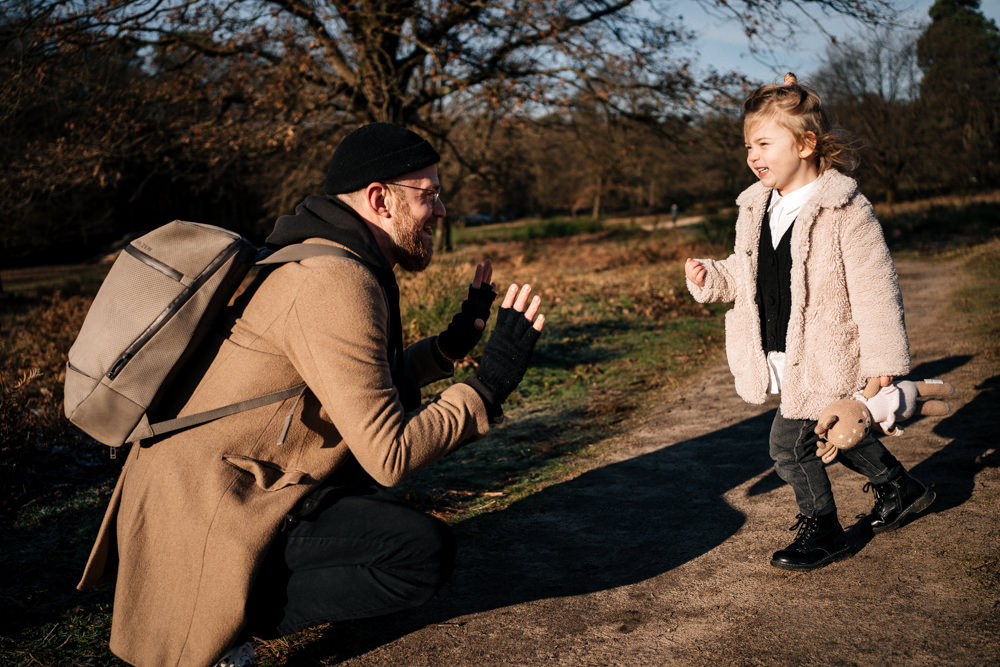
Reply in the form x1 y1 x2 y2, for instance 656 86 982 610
814 377 953 463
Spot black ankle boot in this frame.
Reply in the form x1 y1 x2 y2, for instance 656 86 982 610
770 512 850 571
863 472 935 534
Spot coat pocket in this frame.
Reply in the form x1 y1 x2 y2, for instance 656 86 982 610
222 454 310 491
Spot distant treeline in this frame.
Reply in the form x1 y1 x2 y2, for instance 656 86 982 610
2 0 997 266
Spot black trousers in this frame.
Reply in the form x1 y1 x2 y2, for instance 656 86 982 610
246 486 456 638
769 411 904 517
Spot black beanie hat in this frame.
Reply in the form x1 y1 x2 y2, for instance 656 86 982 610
324 122 441 194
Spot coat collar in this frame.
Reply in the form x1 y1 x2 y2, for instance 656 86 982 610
737 169 858 215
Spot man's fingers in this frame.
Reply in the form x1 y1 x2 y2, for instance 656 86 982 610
500 284 543 330
482 259 493 288
471 260 495 290
513 284 532 311
474 318 486 331
524 295 541 321
501 283 519 308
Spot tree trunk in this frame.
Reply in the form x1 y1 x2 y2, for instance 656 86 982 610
436 217 453 253
591 175 603 219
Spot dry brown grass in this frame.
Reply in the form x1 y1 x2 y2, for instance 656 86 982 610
1 290 100 515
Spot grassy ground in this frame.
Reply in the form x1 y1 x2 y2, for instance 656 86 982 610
394 222 725 519
0 197 996 665
954 237 1000 356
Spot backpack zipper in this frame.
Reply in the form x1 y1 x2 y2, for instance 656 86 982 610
107 239 245 379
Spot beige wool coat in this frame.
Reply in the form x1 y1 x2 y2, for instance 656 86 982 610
78 240 490 666
687 169 909 419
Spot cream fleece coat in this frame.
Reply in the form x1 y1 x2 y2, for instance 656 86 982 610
77 241 490 666
687 169 909 419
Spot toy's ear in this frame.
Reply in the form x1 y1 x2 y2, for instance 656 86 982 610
815 413 839 438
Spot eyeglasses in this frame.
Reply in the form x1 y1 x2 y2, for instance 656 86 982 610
387 182 443 205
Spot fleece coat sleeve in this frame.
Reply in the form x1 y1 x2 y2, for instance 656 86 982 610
686 254 741 304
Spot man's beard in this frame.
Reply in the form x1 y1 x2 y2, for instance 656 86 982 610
389 196 434 272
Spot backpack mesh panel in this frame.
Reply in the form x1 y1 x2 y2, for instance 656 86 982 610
134 221 241 282
68 251 184 379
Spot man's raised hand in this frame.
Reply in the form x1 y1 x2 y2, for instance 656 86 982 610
435 260 498 361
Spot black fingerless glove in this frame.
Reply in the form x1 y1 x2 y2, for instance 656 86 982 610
436 282 497 361
463 306 541 420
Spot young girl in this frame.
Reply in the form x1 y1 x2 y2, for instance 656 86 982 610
684 73 934 571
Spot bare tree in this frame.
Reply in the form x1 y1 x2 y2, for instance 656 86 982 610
813 27 923 205
3 0 898 263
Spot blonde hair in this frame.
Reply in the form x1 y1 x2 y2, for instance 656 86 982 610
742 73 858 174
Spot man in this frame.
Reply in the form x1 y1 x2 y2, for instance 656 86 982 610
78 122 545 666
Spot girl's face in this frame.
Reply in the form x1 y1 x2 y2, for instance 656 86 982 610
744 116 818 195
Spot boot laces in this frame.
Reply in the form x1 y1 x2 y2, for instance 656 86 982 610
788 513 820 547
863 480 895 517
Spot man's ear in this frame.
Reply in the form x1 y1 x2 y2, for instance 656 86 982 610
365 183 392 218
799 131 818 159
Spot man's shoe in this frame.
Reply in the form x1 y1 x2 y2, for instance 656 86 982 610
214 641 255 667
863 472 935 534
770 512 850 571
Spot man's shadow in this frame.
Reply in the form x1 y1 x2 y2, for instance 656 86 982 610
300 408 778 660
301 356 993 661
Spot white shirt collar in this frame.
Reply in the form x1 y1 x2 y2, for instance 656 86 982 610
768 178 819 214
766 178 819 248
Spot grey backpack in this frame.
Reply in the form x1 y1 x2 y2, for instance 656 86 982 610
64 219 351 449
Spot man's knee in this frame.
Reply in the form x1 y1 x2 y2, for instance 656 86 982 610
395 511 456 593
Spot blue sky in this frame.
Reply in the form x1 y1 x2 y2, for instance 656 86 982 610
678 0 1000 84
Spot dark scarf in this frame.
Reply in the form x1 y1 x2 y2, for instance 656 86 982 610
265 195 420 410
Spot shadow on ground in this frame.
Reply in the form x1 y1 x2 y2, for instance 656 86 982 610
299 355 996 662
893 356 995 517
922 371 1000 514
295 409 777 661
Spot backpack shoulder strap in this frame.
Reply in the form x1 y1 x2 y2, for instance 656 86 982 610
256 243 357 266
147 384 307 439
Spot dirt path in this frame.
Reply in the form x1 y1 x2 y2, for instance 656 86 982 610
293 253 1000 665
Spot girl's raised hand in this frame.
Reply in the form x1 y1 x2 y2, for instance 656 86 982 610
685 258 707 287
